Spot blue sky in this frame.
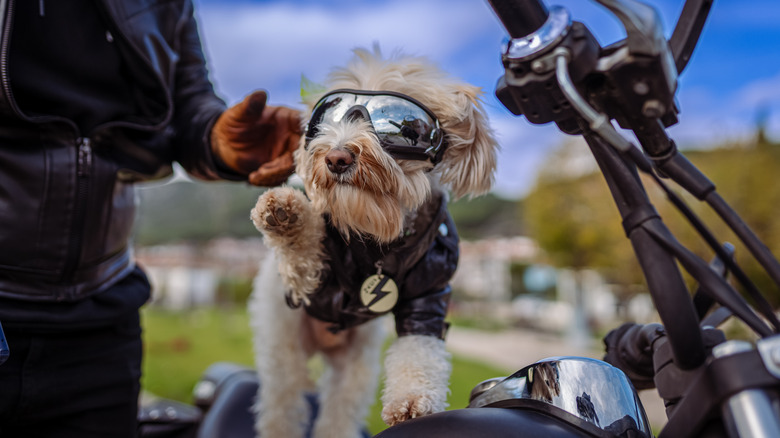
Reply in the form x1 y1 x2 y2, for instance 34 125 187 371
192 0 780 198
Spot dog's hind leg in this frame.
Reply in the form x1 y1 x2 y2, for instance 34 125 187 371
249 255 313 438
311 318 387 438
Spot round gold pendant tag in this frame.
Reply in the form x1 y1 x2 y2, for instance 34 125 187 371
360 274 399 313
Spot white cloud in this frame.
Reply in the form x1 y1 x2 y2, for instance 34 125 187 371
195 0 499 105
735 71 780 111
483 109 582 198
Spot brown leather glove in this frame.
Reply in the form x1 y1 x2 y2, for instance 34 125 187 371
211 90 302 186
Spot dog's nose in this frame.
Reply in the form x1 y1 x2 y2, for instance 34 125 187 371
325 149 354 174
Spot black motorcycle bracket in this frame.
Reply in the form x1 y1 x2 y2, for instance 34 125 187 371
659 342 780 438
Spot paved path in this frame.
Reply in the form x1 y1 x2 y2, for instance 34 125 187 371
445 326 668 430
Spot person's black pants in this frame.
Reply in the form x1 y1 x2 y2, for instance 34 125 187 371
0 314 142 438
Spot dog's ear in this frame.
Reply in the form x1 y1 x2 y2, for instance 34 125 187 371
435 84 499 199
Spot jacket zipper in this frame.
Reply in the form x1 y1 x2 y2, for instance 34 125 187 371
0 0 19 116
59 138 92 295
0 0 76 130
1 0 91 295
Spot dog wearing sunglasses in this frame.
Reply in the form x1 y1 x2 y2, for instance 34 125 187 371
248 48 498 438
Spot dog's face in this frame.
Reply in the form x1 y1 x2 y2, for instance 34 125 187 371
295 48 499 243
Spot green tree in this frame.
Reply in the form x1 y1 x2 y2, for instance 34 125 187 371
134 177 267 245
651 139 780 305
448 193 525 239
524 134 780 305
524 140 643 293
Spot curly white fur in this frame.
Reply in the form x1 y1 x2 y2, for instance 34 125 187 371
381 335 453 426
248 47 499 438
249 255 312 437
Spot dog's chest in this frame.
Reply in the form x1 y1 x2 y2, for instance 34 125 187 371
302 191 459 333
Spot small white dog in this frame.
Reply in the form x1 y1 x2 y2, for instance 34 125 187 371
248 48 498 438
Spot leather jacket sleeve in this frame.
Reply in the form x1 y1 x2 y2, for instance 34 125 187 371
168 2 229 181
393 210 459 340
91 0 229 182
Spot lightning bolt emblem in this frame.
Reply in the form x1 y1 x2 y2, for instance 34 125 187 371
360 274 399 313
366 275 391 307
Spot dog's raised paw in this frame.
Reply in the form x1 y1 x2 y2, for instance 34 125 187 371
251 188 304 236
265 206 297 228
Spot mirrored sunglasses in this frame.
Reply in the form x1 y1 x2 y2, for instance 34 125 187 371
305 89 447 164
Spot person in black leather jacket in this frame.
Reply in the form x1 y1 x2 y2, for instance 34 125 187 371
0 1 300 437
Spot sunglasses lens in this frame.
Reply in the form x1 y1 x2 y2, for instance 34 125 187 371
364 96 438 150
307 94 348 139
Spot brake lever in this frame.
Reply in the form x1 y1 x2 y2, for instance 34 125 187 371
593 0 715 98
594 0 668 57
591 0 679 132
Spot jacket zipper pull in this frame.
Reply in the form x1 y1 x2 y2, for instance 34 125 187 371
78 138 92 177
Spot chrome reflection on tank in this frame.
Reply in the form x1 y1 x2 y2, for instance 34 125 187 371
468 376 507 404
503 6 572 60
468 356 652 438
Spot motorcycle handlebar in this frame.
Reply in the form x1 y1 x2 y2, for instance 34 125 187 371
486 0 549 38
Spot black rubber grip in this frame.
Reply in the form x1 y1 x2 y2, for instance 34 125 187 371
486 0 549 38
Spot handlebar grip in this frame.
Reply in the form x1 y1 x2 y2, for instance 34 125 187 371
486 0 549 39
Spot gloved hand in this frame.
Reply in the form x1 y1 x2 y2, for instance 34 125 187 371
211 90 302 186
603 322 660 390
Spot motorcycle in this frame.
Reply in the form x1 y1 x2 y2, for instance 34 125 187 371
137 0 780 436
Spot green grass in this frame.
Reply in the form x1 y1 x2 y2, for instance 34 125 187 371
141 307 509 435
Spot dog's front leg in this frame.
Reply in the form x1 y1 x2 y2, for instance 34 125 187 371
249 256 313 438
312 318 387 438
251 186 326 305
380 335 452 426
